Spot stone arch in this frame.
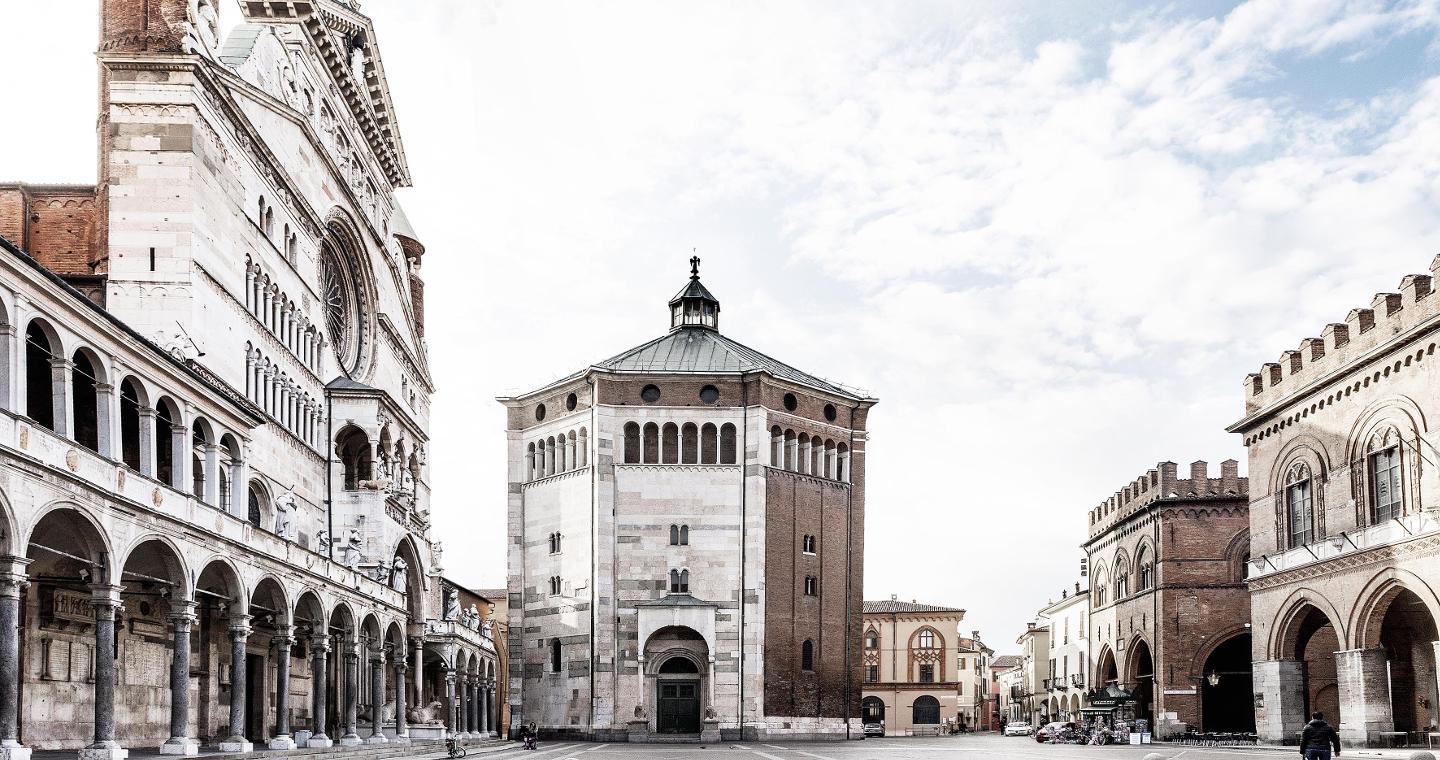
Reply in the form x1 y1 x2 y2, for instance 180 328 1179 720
391 534 425 621
321 210 378 377
1095 645 1118 685
293 588 327 635
0 486 16 556
118 375 149 472
247 479 270 530
249 574 292 626
336 424 372 489
118 534 191 600
1343 395 1429 464
195 556 247 612
1349 566 1440 650
69 346 108 452
1269 588 1349 658
24 501 113 580
643 625 709 675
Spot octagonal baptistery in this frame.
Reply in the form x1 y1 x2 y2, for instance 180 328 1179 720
500 261 877 742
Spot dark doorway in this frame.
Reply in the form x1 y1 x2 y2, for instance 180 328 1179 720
1130 640 1154 727
1378 589 1439 733
913 695 941 725
1201 634 1255 732
1294 606 1342 725
657 681 700 734
246 654 265 742
862 696 885 724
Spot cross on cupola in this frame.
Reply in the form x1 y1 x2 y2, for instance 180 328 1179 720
668 255 721 331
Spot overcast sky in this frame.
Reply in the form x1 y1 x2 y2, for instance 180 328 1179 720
7 0 1440 654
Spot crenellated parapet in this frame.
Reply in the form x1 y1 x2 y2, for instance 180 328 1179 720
1243 259 1440 415
1087 459 1246 538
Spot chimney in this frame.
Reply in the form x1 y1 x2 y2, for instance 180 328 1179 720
1190 460 1208 484
1159 462 1178 494
890 593 897 601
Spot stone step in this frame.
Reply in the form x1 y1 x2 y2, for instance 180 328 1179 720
33 738 509 760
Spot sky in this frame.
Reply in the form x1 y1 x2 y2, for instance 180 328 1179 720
6 0 1440 655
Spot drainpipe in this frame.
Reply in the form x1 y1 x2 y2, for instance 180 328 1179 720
588 375 597 737
738 379 749 737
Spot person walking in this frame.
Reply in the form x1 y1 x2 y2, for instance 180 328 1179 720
1300 712 1341 759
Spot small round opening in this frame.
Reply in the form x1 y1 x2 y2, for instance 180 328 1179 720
700 385 720 404
641 384 662 404
535 404 546 421
566 392 578 411
824 403 837 422
783 393 798 412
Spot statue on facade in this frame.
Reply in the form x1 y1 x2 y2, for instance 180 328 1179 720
372 562 390 585
342 528 363 570
391 556 408 593
273 486 297 540
480 618 494 639
181 0 220 57
443 586 460 621
464 604 480 631
314 529 331 553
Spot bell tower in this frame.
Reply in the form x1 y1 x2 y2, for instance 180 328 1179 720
668 256 721 331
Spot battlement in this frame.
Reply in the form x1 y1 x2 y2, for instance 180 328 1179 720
1087 459 1246 538
1242 258 1440 417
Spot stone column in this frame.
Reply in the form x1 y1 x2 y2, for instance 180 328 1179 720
0 558 32 760
367 645 388 744
393 659 410 744
138 406 157 477
412 637 425 709
219 615 253 752
445 672 458 734
268 627 296 749
49 357 72 437
202 443 220 507
308 634 333 747
1253 660 1305 746
94 382 116 459
469 676 480 737
160 601 199 755
457 675 470 737
477 681 487 736
340 640 362 746
80 584 125 760
1336 647 1392 747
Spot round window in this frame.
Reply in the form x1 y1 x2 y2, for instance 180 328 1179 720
700 385 720 404
319 227 370 375
824 403 837 422
566 392 578 411
641 384 662 404
783 393 798 412
535 404 546 421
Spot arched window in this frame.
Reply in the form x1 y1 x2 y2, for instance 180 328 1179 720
1368 430 1403 522
549 532 562 554
1285 462 1315 548
681 423 698 464
1113 563 1129 600
801 640 814 671
720 423 737 464
802 534 816 554
669 524 680 545
247 482 265 529
624 422 641 464
701 422 718 464
784 430 796 471
155 397 181 488
865 630 878 650
548 576 561 595
24 322 58 431
551 639 562 673
669 569 689 593
1137 548 1154 591
679 525 689 545
643 422 660 464
770 426 783 467
1093 573 1107 606
662 422 679 464
836 443 849 481
71 350 100 451
119 378 143 471
918 629 936 650
337 426 372 490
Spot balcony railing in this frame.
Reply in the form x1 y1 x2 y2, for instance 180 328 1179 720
1249 511 1440 580
1071 673 1086 688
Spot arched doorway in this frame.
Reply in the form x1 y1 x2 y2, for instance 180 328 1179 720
861 696 885 724
1367 587 1440 734
1096 646 1118 687
643 626 707 735
913 695 941 725
1201 633 1255 732
1286 605 1342 725
1128 640 1154 727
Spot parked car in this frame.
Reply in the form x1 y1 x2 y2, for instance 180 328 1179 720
1003 721 1032 736
1034 722 1070 742
863 721 885 737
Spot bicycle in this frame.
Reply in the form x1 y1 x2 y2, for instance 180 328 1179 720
445 735 466 758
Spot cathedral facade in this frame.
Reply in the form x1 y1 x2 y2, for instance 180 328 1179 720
501 263 876 741
0 2 495 759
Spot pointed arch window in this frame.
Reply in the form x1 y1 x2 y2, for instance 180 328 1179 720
801 640 814 671
1285 462 1315 548
1136 547 1153 591
669 569 689 593
1368 430 1403 522
1113 563 1129 600
864 630 878 650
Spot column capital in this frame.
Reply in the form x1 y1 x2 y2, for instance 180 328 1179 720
228 613 253 636
167 599 198 626
90 583 125 611
0 555 32 599
272 624 296 648
310 632 331 653
394 661 408 674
